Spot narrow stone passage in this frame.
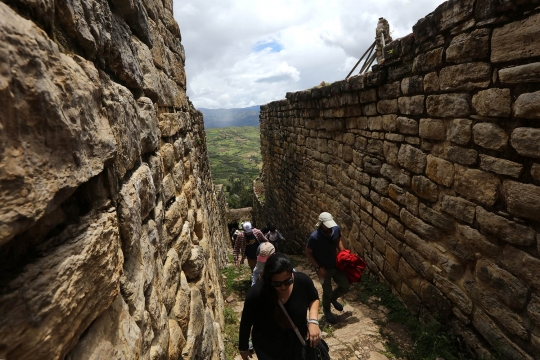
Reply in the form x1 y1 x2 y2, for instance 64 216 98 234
226 254 406 360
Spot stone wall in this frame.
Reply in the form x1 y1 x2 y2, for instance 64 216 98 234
0 0 229 359
258 0 540 358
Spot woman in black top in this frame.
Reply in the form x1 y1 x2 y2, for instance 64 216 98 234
238 253 321 360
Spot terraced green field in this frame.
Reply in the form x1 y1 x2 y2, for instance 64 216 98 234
206 126 262 186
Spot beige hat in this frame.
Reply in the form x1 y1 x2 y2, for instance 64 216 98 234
315 212 337 228
257 242 275 262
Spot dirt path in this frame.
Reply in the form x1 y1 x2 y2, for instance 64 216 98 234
225 254 397 360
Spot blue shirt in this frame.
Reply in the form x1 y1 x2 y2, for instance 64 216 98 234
306 226 341 268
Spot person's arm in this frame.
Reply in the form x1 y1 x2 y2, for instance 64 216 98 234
255 229 268 242
336 237 345 251
305 246 327 278
307 299 321 347
277 230 285 241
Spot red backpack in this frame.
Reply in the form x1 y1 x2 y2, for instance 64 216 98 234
336 249 367 283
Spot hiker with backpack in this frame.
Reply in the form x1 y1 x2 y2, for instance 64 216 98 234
305 212 351 324
233 222 268 272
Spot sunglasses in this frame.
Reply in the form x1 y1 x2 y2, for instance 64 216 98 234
271 277 294 288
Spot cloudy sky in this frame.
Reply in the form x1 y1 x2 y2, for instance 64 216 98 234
173 0 446 109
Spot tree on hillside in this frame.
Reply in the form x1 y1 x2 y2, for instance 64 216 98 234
226 175 253 209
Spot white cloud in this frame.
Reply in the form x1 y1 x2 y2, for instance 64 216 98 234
173 0 447 109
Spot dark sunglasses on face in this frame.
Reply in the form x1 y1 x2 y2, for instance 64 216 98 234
271 277 294 288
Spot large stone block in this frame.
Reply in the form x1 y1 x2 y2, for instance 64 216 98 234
528 293 540 327
441 195 476 224
472 89 511 117
434 274 472 314
491 13 540 63
380 164 411 187
477 206 535 246
446 146 477 165
401 209 440 241
472 122 508 151
502 245 540 291
398 96 425 115
476 259 528 310
398 144 426 174
427 94 470 118
412 175 439 202
413 48 443 73
446 28 490 63
419 118 445 140
455 224 499 259
511 127 540 158
383 141 399 165
514 91 540 119
423 72 439 93
479 155 523 178
377 99 398 114
397 116 419 135
436 0 475 31
389 184 419 216
418 203 454 232
378 81 401 99
401 76 423 95
0 6 118 244
454 165 500 206
439 63 491 91
426 155 454 187
499 62 540 84
446 119 472 145
502 180 540 222
0 210 123 359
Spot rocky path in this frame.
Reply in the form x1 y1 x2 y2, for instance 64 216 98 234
226 255 398 360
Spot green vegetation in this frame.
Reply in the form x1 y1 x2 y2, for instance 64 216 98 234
353 275 474 360
206 126 262 208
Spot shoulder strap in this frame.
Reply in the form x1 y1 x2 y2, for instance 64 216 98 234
277 301 306 346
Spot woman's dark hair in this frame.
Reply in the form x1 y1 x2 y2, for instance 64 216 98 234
262 253 293 286
268 224 276 232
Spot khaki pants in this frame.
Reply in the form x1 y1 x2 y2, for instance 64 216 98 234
319 267 350 310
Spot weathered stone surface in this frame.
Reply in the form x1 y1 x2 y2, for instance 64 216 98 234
67 294 142 360
398 144 426 174
531 163 540 181
454 165 499 206
528 293 540 326
427 94 470 117
0 210 123 359
181 287 205 359
137 97 160 153
359 89 377 103
380 164 411 187
377 99 398 114
502 180 540 222
378 81 401 99
382 114 398 132
401 76 423 95
455 224 499 259
397 117 418 135
472 122 508 151
0 6 117 244
446 29 490 64
472 310 534 360
511 127 540 158
514 91 540 119
434 274 472 314
437 0 476 31
499 62 540 84
412 175 439 202
476 259 528 310
441 195 476 224
446 146 478 165
447 119 472 145
439 63 491 91
398 96 424 115
426 155 454 187
419 203 454 232
109 14 144 89
183 245 205 281
502 245 540 291
472 89 511 117
168 319 187 360
401 210 439 241
477 206 535 246
491 13 540 63
413 48 443 73
383 141 399 165
419 118 445 140
479 154 522 178
465 280 529 340
423 72 439 93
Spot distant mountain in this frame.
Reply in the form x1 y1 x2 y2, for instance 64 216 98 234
199 105 260 129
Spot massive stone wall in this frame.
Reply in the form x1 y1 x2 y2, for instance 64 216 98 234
258 0 540 358
0 0 229 359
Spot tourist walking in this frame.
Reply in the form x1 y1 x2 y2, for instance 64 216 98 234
263 224 285 252
239 253 321 360
305 212 350 324
233 222 268 272
251 241 275 286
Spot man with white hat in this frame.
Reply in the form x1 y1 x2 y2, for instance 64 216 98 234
250 241 275 286
305 212 350 324
233 221 268 272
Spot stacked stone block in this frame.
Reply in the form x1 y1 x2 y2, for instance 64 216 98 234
258 0 540 358
0 0 229 359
